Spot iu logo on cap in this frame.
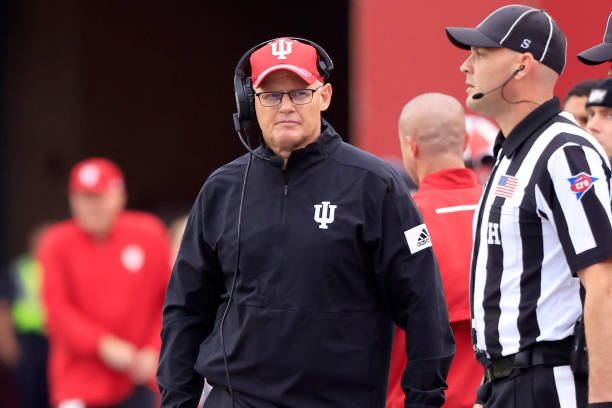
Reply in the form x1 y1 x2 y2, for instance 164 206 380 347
271 39 293 60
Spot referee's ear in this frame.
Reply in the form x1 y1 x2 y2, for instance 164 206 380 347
514 52 534 79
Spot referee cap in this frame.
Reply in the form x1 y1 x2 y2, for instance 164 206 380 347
446 5 567 75
577 12 612 65
586 78 612 108
69 158 125 194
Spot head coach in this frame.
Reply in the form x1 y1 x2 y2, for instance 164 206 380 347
156 38 455 407
447 5 612 407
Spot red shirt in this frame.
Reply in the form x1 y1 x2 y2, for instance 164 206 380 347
39 211 171 406
387 168 484 408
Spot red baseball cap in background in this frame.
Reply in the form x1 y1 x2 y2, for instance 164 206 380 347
69 158 125 194
250 38 323 88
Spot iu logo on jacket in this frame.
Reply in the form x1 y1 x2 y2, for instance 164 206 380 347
313 201 337 229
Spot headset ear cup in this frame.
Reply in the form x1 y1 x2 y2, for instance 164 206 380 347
234 75 257 124
234 75 248 123
244 78 256 122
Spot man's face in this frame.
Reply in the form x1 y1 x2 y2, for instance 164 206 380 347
586 105 612 158
460 47 517 115
564 95 589 128
69 190 126 238
254 70 331 156
608 62 612 78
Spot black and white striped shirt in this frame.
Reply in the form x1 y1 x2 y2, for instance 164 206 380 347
470 97 612 358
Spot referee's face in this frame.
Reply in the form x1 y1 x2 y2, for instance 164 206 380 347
460 47 519 115
586 105 612 158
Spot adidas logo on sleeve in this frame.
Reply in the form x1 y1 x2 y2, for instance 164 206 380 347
404 224 432 254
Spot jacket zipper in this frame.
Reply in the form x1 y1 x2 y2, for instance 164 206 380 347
283 171 289 196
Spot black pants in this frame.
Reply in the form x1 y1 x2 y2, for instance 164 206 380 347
16 333 50 408
95 386 156 408
483 365 587 408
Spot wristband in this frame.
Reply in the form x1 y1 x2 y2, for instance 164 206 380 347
589 404 612 408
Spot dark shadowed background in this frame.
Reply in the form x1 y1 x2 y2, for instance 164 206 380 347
0 1 350 261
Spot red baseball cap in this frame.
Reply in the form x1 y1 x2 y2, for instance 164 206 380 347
250 38 323 88
69 158 125 194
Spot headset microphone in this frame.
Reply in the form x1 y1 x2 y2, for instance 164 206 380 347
472 65 525 100
233 113 284 167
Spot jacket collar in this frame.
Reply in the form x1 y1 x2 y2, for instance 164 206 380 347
258 118 342 166
493 97 562 159
418 168 479 192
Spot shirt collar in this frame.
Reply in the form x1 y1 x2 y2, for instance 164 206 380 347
493 97 562 158
418 168 479 192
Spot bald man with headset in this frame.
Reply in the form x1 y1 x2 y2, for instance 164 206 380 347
157 38 454 408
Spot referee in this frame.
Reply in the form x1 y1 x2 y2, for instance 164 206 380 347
446 5 612 407
577 12 612 78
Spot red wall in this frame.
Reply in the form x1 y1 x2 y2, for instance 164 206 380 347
352 1 612 161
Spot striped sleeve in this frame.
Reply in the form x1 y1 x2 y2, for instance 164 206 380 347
540 142 612 274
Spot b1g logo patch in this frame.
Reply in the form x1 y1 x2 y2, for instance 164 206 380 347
567 172 598 200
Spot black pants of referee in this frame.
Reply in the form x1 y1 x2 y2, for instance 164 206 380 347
483 365 587 408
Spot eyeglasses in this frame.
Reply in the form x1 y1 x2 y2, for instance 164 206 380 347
255 85 324 107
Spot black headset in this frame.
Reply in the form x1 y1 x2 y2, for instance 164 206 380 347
233 37 334 127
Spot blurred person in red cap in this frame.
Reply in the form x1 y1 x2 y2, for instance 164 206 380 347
38 157 172 408
564 79 600 129
157 38 454 407
464 114 499 185
387 93 483 408
577 12 612 78
447 5 612 406
586 78 612 159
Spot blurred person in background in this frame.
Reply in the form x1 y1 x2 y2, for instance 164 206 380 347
167 215 188 268
0 222 51 408
39 158 171 408
564 79 599 128
388 93 483 408
577 12 612 78
464 114 499 184
0 320 18 408
586 78 612 159
166 214 211 407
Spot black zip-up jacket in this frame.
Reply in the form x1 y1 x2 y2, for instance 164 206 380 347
158 120 455 407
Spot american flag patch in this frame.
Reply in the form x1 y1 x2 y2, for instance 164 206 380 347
495 175 518 198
